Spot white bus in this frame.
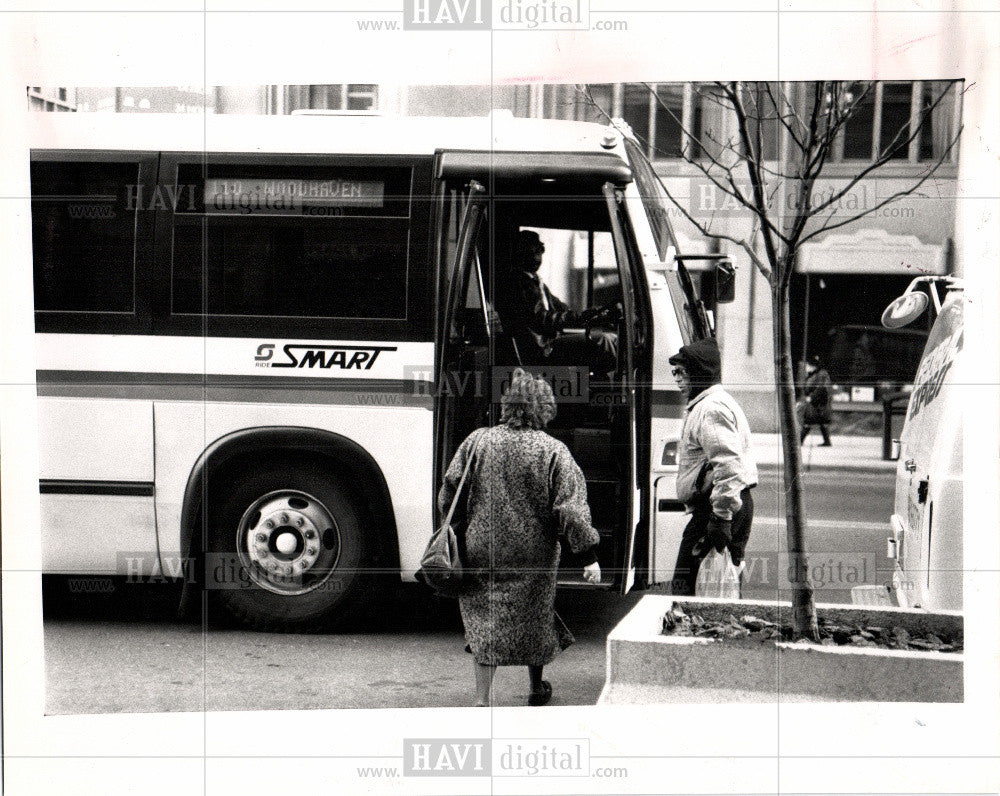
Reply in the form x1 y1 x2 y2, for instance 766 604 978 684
29 110 733 630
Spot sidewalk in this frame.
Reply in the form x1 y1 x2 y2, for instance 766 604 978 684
752 433 896 473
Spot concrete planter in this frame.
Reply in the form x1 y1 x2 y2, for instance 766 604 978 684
599 595 963 704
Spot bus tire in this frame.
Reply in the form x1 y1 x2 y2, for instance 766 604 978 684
207 460 369 632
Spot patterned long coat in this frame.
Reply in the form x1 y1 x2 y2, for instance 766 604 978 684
438 424 600 667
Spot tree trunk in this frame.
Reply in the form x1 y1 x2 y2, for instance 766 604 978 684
772 272 820 641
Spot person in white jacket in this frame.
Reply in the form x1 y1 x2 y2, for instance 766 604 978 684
669 338 758 595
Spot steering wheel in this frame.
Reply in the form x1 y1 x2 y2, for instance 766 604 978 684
584 302 623 338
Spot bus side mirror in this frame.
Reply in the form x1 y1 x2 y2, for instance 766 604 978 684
714 259 736 304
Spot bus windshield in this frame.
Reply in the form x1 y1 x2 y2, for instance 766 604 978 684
622 136 708 341
623 137 680 261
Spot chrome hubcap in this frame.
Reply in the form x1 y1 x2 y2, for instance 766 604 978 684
236 490 340 596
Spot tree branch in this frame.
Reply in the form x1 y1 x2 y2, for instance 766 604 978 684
783 87 826 253
806 81 958 217
586 84 792 242
768 81 808 149
762 82 803 149
657 180 773 279
753 83 766 174
798 126 962 244
742 214 771 279
874 79 958 161
728 81 788 267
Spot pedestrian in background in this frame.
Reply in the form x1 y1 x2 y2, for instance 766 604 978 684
669 338 758 596
438 368 600 707
799 355 833 447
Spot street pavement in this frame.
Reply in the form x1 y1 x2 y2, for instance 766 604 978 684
753 432 896 473
43 434 897 712
43 582 640 713
741 466 895 603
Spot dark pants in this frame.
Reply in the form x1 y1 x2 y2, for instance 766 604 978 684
670 487 754 597
800 423 832 445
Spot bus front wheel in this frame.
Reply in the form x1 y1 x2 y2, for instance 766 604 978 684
207 460 369 631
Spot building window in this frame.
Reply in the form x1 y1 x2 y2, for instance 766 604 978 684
622 84 652 151
656 84 702 159
286 84 379 114
919 81 961 162
839 80 959 163
345 84 378 110
878 82 914 159
547 81 960 165
574 83 703 160
571 83 614 124
26 86 76 112
841 83 877 160
740 82 781 162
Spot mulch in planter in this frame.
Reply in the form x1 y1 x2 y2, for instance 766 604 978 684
661 602 963 653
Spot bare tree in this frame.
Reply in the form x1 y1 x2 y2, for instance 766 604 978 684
581 80 962 639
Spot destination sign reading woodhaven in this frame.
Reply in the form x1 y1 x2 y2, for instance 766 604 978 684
205 178 385 213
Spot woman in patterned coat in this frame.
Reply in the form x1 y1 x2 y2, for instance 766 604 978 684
438 369 601 707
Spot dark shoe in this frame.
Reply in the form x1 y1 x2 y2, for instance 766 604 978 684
819 442 832 447
528 680 552 706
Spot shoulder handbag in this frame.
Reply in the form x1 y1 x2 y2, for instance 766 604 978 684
416 429 486 597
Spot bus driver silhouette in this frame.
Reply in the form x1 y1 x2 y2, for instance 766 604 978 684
495 230 619 377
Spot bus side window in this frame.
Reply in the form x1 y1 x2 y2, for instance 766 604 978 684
170 162 413 322
31 161 140 315
579 230 621 309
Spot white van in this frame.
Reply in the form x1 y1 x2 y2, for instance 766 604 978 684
879 276 964 610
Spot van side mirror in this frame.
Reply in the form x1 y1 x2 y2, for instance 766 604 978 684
714 259 736 304
881 291 928 329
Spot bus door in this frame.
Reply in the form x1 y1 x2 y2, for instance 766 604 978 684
435 180 491 480
434 171 647 596
601 182 648 593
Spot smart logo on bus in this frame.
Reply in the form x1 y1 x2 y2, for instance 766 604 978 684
255 343 397 371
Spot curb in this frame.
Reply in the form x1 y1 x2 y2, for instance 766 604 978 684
599 596 963 705
757 462 896 475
